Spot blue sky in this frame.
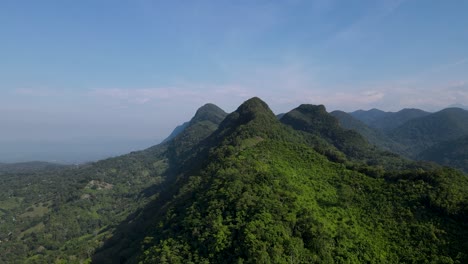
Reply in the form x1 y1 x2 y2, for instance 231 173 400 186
1 0 468 156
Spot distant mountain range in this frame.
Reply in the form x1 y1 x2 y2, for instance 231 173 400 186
335 107 468 173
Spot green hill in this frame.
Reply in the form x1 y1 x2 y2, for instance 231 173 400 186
280 105 369 158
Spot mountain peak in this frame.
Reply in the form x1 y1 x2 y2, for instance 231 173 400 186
190 103 227 125
235 97 274 120
216 97 278 137
161 104 227 143
281 104 339 132
296 104 328 115
235 97 276 123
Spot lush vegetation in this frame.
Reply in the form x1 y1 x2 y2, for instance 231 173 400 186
1 98 467 263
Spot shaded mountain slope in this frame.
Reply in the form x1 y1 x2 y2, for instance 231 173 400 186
419 135 468 173
280 105 369 157
330 110 406 154
280 105 407 170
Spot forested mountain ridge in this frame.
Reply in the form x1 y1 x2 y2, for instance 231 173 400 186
95 98 468 263
1 98 468 263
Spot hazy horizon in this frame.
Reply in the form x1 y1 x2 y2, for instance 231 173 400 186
2 101 467 164
1 1 467 163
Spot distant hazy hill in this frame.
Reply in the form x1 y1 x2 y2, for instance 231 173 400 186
449 103 468 110
346 107 468 172
350 108 390 125
418 135 468 173
371 108 430 132
350 108 430 132
390 108 468 157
